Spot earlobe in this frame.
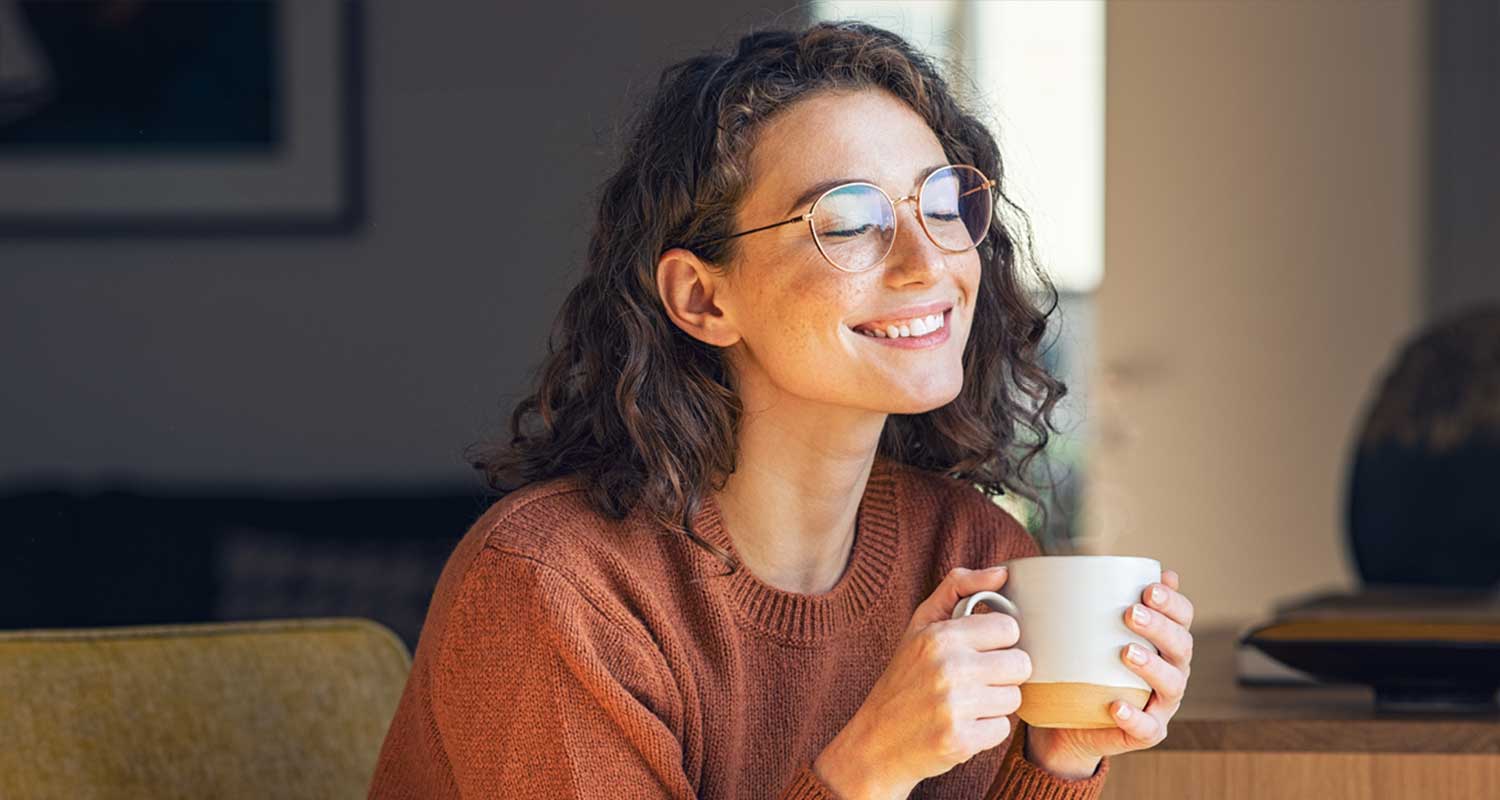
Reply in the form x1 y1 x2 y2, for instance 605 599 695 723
656 248 740 347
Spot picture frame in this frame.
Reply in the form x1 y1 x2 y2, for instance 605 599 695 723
0 0 363 236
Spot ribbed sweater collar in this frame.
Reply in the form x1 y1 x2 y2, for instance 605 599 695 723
689 454 902 645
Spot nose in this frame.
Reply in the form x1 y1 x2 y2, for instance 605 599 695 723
881 195 945 283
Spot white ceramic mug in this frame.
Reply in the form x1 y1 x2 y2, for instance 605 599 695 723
950 555 1162 728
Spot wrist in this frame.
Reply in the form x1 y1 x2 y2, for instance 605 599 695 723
1022 726 1101 781
812 725 915 800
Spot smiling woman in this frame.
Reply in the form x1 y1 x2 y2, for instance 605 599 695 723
368 19 1112 800
473 28 1067 564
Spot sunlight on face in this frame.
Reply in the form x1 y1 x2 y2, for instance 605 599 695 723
721 87 982 417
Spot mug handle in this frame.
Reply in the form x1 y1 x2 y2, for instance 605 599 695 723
951 590 1020 620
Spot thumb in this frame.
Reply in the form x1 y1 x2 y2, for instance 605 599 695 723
908 565 1009 633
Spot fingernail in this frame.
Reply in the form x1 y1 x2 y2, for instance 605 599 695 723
1132 604 1150 625
1126 644 1148 664
1151 585 1166 605
989 565 1007 573
1114 703 1132 719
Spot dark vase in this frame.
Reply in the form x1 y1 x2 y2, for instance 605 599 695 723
1345 439 1500 590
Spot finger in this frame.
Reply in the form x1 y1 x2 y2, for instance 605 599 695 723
965 683 1025 720
1110 698 1167 746
1143 582 1195 631
911 565 1009 630
1162 569 1180 591
1120 642 1188 707
967 714 1015 752
1126 603 1195 670
935 610 1022 653
970 646 1033 685
1143 680 1183 720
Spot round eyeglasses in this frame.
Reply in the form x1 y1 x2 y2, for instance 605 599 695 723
698 164 996 273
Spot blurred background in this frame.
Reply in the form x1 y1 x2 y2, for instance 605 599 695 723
1 0 1494 653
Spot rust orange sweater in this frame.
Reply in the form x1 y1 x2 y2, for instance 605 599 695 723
368 454 1110 798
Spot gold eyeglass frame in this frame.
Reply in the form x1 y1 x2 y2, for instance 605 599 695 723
699 163 997 273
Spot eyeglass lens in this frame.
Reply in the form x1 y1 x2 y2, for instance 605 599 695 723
809 165 992 272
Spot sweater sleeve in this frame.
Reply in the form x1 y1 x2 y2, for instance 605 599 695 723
984 719 1110 800
429 544 840 799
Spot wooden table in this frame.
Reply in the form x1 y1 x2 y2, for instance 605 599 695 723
1099 623 1500 798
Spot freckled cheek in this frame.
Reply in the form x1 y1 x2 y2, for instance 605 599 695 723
777 316 844 365
749 260 857 346
774 282 850 333
962 257 982 298
744 296 818 354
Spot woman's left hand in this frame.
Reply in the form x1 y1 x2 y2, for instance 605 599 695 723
1024 568 1195 776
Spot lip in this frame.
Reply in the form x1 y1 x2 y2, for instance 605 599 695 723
852 307 953 349
850 299 956 329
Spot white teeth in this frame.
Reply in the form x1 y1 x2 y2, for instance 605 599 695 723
858 311 946 339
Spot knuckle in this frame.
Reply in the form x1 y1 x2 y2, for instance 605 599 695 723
984 612 1020 642
992 716 1013 746
935 687 959 718
927 624 959 655
918 624 950 656
932 660 961 694
999 685 1022 714
936 728 976 763
980 613 1018 646
1012 648 1033 681
997 613 1021 643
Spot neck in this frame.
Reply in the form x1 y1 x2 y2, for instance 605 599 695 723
712 391 887 595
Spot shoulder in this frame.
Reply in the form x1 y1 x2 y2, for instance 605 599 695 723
892 460 1026 533
427 487 682 730
455 473 665 570
470 473 614 557
445 474 679 633
892 462 1043 566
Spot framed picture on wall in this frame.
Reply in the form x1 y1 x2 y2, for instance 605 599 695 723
0 0 363 236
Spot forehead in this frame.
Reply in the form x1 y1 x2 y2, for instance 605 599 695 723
746 87 950 204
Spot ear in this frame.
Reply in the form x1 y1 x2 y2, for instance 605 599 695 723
656 247 741 348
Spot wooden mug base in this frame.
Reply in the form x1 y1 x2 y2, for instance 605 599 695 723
1018 682 1153 729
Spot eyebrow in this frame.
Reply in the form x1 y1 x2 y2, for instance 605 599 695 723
782 162 950 216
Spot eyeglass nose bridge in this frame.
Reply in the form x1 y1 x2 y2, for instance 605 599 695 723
884 191 943 257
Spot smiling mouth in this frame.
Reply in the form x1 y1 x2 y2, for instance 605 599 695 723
850 307 953 340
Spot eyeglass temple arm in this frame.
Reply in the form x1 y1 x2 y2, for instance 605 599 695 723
703 213 811 245
958 178 996 199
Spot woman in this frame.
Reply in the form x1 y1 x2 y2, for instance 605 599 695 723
369 20 1195 800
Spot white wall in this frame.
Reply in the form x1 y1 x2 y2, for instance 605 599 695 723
1084 0 1426 626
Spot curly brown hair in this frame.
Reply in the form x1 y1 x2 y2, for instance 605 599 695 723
465 20 1071 570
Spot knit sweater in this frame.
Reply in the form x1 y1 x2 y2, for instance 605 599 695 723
368 453 1111 799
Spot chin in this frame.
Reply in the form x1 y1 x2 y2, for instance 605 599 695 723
886 387 964 415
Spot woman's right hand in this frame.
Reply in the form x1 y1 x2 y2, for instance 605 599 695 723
811 565 1031 800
